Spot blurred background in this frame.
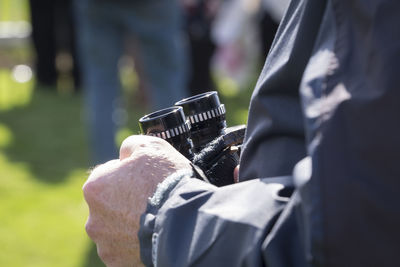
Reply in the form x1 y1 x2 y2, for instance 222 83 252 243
0 0 285 266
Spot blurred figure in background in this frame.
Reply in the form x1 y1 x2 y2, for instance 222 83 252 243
211 0 289 87
182 0 220 96
182 0 288 96
29 0 80 91
73 0 189 164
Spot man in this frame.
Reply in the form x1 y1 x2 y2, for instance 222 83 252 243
74 0 189 164
83 0 400 266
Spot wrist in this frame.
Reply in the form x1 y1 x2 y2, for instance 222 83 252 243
148 168 193 209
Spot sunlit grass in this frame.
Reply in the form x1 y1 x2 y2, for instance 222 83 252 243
0 155 90 267
0 2 255 263
116 126 135 147
0 123 13 148
0 0 30 22
217 76 240 98
0 68 34 110
0 77 105 266
0 65 254 267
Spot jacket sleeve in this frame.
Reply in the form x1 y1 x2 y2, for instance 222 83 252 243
238 0 327 181
139 172 296 267
138 0 329 266
140 0 400 265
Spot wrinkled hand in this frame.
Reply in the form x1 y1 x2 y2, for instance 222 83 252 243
83 135 191 267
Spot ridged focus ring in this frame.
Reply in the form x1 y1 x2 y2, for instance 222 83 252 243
187 104 225 124
148 121 191 140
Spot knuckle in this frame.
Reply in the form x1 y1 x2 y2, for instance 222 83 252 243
120 134 175 159
83 172 109 203
120 135 137 146
82 180 100 202
85 219 98 239
120 135 147 150
119 146 132 160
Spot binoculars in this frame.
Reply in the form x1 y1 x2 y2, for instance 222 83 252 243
138 91 246 186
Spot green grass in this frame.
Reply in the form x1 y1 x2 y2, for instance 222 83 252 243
0 2 255 265
0 0 30 21
0 61 255 266
0 68 106 266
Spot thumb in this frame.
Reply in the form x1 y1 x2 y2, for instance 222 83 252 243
119 135 167 160
119 135 146 160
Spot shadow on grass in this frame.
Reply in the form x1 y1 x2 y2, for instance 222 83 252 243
0 87 147 184
0 84 253 266
0 89 89 183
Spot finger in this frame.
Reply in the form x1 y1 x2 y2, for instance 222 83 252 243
85 159 120 185
233 165 240 183
119 135 139 160
119 135 171 160
83 159 120 204
85 215 100 243
119 135 155 160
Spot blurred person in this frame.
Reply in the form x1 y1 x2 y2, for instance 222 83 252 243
73 0 189 164
183 0 288 95
182 0 220 96
82 0 400 266
210 0 262 87
29 0 80 90
211 0 288 87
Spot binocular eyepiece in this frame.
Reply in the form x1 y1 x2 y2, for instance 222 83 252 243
138 106 194 159
139 91 245 186
175 91 227 152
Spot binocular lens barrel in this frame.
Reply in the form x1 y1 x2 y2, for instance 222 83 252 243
138 106 194 159
138 91 244 186
175 91 227 152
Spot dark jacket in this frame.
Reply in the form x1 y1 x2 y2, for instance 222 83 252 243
140 0 400 266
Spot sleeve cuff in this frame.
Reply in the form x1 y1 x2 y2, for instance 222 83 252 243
139 169 193 266
148 169 194 209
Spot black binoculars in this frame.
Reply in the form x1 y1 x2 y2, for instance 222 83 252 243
138 91 246 186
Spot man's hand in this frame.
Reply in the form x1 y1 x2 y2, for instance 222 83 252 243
83 135 191 267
